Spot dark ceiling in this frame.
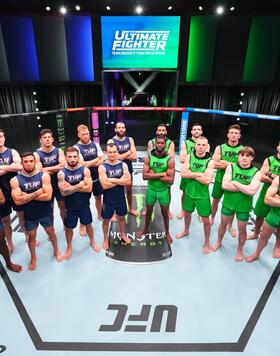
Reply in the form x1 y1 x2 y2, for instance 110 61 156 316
1 0 280 16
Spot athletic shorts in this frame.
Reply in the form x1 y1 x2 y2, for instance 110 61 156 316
183 195 211 217
254 194 271 219
52 187 64 202
212 180 224 199
265 208 280 229
92 179 103 197
146 187 170 206
64 206 92 229
0 200 22 218
180 178 187 192
221 206 249 222
101 200 127 220
25 215 53 232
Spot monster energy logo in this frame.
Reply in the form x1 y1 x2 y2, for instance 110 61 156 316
110 231 166 247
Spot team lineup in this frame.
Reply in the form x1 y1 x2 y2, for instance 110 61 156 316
0 122 279 271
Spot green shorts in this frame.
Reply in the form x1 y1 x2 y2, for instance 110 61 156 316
183 194 211 217
254 194 271 218
221 206 249 222
180 177 187 192
212 180 224 199
146 187 170 206
265 208 280 229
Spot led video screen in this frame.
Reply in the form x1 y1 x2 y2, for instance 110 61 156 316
101 16 180 69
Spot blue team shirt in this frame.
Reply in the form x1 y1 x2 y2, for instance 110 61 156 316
16 171 52 220
62 166 90 211
102 161 125 204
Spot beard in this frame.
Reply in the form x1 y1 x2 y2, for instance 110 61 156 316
68 161 78 168
116 131 125 138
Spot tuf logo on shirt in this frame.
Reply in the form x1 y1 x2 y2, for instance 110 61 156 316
224 151 238 158
67 174 82 182
271 165 280 173
43 156 57 164
152 162 164 168
108 169 122 177
83 148 96 156
235 173 250 181
24 181 41 191
0 158 10 165
192 163 203 169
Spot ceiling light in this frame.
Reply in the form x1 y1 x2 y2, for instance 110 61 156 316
34 100 38 104
38 124 42 128
35 108 39 111
37 116 40 120
240 101 243 105
216 6 224 15
135 6 143 14
241 92 244 96
75 5 80 11
106 6 111 11
33 91 36 95
238 109 241 112
168 6 172 11
60 6 67 15
199 6 203 11
230 7 235 11
45 6 51 11
236 117 240 121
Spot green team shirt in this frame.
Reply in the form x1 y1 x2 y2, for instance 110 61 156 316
185 153 212 199
185 138 196 154
259 155 280 198
151 137 172 153
148 150 171 191
223 164 258 213
215 142 243 183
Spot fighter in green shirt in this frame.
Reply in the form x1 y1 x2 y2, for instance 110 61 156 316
176 136 215 254
211 124 243 237
138 135 175 244
246 176 280 262
247 141 280 240
212 146 261 262
147 123 175 158
145 123 175 219
177 123 208 219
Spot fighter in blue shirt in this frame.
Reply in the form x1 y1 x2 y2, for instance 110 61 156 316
58 147 100 259
11 152 62 271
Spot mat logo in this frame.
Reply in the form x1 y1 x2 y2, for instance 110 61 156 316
0 345 6 353
99 304 177 332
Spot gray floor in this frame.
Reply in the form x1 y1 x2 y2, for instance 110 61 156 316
0 152 279 356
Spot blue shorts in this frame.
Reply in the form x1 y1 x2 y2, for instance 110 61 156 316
101 200 127 220
64 206 92 229
92 179 103 197
25 215 53 232
52 187 64 202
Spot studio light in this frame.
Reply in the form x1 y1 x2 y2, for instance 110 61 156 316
45 6 51 11
60 6 67 15
216 6 224 15
106 6 111 11
168 6 172 11
135 6 143 14
199 6 203 11
75 5 81 11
